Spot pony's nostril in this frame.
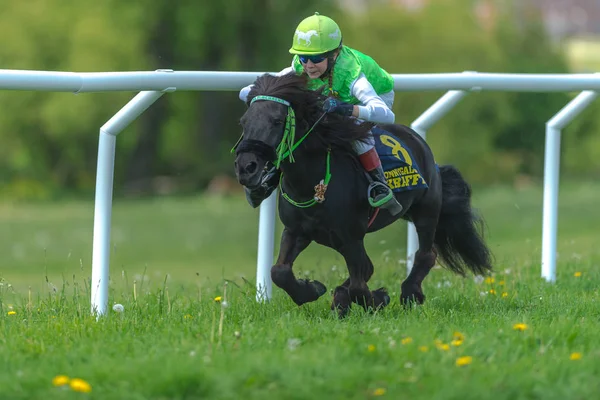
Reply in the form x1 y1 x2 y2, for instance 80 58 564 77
246 161 258 174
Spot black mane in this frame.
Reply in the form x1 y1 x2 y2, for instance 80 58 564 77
247 72 373 154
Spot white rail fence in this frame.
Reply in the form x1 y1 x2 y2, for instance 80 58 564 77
0 69 598 315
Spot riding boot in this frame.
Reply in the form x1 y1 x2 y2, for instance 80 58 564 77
359 148 403 216
367 165 403 215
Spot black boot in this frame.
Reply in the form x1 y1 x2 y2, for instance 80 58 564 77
367 165 403 215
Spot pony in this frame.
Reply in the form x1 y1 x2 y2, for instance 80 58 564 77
233 72 492 317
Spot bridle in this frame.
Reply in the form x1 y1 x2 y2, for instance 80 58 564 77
232 95 331 207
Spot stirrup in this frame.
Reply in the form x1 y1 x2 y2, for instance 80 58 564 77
367 182 403 215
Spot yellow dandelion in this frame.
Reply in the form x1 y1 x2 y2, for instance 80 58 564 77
52 375 70 387
184 314 193 319
574 272 582 277
435 341 450 351
69 378 92 393
489 289 496 295
7 311 16 316
401 337 413 345
513 323 528 331
499 280 505 286
501 292 509 298
453 332 465 341
214 296 222 302
455 356 473 367
418 346 429 352
484 277 495 284
570 352 582 361
451 339 463 347
367 344 376 353
373 388 386 396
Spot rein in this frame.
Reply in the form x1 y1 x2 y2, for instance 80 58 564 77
234 95 331 207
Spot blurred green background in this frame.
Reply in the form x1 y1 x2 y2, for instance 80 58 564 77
1 0 599 291
1 0 599 200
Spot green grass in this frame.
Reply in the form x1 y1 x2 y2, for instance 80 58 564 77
1 182 599 399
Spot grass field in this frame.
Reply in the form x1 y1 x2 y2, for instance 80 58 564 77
1 182 599 399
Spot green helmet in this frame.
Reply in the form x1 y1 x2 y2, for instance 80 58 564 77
289 12 342 55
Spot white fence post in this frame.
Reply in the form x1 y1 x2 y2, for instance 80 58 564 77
407 90 468 274
256 190 277 302
91 90 166 316
541 90 597 283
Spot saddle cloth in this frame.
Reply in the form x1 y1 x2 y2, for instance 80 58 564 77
372 126 428 193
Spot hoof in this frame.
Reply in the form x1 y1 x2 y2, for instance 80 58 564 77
400 283 426 306
292 279 328 306
311 280 327 297
400 291 426 306
372 287 391 309
331 286 351 318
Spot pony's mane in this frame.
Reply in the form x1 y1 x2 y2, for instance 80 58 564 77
247 72 373 154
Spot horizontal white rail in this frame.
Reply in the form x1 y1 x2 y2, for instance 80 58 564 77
0 69 600 92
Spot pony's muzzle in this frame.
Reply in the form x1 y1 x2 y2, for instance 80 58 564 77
235 152 265 188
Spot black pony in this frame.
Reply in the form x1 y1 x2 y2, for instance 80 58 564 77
234 72 492 317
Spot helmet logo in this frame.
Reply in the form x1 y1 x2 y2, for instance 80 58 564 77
295 29 319 46
328 28 340 40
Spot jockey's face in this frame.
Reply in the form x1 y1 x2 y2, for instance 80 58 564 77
300 50 338 79
301 57 328 79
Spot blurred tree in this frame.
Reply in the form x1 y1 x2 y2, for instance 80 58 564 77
0 0 148 198
123 0 176 194
491 13 572 177
0 0 597 199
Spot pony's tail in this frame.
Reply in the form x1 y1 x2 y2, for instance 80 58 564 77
434 165 493 276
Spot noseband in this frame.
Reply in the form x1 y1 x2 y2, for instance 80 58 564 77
234 139 276 163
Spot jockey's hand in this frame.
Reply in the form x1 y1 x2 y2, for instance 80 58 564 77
322 98 354 117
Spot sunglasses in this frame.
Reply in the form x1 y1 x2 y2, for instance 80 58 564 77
299 54 327 64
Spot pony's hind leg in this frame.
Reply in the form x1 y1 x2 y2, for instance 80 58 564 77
400 206 440 306
332 239 390 317
271 228 327 306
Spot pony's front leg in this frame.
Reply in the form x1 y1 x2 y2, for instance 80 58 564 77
332 240 390 318
271 228 327 306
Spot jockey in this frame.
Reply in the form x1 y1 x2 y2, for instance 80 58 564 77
239 12 402 215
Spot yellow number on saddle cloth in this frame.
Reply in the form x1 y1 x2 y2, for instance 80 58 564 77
379 134 427 190
380 135 413 166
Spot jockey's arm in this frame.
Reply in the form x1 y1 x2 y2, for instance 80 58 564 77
239 65 295 103
350 73 395 124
